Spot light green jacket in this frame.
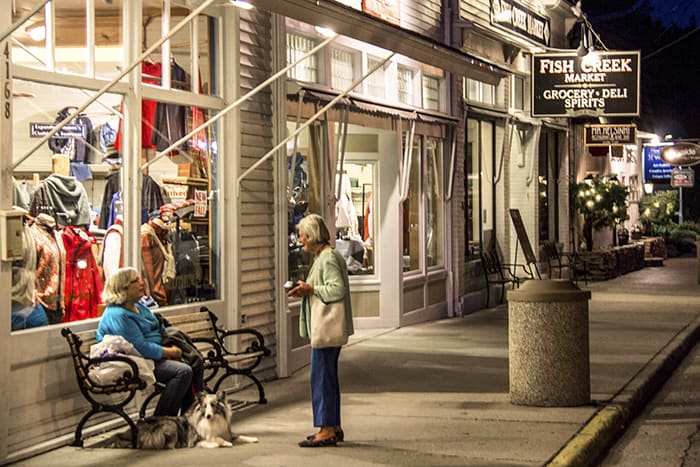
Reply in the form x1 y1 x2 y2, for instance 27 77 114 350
299 248 354 342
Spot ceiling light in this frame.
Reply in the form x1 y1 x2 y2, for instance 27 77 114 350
26 23 45 41
230 1 253 10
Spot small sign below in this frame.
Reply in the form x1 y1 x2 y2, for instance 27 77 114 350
584 124 636 146
671 168 695 188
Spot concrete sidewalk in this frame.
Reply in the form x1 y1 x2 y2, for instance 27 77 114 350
10 257 700 467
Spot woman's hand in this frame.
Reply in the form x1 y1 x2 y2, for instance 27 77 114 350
162 345 182 360
288 280 314 298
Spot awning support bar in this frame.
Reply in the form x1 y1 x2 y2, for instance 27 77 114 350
12 0 216 171
237 52 396 197
143 33 339 170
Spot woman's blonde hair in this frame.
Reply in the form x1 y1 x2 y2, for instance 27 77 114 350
101 267 140 306
297 214 331 248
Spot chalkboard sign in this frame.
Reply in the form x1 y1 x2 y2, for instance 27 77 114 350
509 209 537 265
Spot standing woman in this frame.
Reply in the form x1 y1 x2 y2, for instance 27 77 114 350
288 214 354 447
97 267 203 416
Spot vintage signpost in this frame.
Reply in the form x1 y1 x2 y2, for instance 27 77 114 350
532 51 640 117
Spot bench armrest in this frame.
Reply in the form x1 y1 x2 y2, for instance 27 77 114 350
216 328 271 357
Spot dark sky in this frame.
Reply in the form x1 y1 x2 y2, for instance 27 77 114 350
582 0 700 138
644 0 700 27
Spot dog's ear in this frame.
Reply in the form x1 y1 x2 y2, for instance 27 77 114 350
216 390 226 402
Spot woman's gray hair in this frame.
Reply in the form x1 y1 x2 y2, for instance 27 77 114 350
101 267 140 306
297 214 331 248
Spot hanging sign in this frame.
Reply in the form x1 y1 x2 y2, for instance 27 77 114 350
660 142 700 166
584 124 636 146
532 51 640 117
29 122 84 138
642 144 672 182
671 168 695 188
490 0 551 47
363 0 400 26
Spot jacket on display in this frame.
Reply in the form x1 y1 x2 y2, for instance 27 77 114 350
61 226 103 322
29 214 65 323
29 174 91 227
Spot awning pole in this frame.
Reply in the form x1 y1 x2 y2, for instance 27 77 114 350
12 0 216 171
143 34 339 170
238 52 396 197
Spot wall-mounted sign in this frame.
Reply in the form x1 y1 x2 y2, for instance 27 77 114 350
532 51 640 117
642 144 672 182
29 122 85 138
363 0 400 26
671 168 695 188
660 142 700 166
490 0 551 47
584 124 637 146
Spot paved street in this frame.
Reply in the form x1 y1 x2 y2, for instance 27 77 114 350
600 336 700 466
8 257 700 467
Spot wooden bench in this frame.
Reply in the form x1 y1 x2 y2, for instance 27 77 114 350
480 249 534 307
61 306 271 448
164 306 272 404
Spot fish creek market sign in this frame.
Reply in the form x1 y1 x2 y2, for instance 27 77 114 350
532 51 640 117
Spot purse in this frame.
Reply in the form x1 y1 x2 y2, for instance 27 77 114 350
309 295 348 348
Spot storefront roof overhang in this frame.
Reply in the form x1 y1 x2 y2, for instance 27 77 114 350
251 0 508 85
289 82 459 125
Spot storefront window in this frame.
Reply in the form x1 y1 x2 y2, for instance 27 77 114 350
9 4 221 331
422 75 440 111
287 33 318 83
426 137 443 267
286 122 321 283
402 135 421 272
398 66 415 106
336 162 374 275
12 0 125 80
367 57 385 99
331 47 355 91
465 118 496 258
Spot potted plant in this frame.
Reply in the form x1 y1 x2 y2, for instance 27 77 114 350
572 174 630 251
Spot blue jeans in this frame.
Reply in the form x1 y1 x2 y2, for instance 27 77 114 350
153 358 203 416
310 347 341 427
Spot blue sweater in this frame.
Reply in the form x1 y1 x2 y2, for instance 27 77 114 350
96 302 164 360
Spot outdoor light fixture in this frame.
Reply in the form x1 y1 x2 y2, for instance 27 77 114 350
584 174 595 186
230 0 253 9
644 182 654 194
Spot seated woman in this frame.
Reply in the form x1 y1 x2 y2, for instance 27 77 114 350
97 266 203 416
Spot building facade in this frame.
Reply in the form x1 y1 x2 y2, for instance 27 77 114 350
0 1 583 462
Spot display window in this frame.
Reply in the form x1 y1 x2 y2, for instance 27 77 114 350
465 118 496 258
402 134 446 272
9 0 221 332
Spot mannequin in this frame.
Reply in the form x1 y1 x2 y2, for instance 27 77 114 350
101 201 123 280
141 215 176 306
29 155 91 227
51 153 71 176
29 213 65 324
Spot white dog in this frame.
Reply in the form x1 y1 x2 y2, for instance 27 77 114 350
136 391 258 449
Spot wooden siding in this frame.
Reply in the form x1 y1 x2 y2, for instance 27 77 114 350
238 8 277 378
400 0 443 41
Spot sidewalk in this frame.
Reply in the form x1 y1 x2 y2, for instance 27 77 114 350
11 257 700 467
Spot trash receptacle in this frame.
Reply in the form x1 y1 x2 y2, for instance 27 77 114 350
507 279 591 406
